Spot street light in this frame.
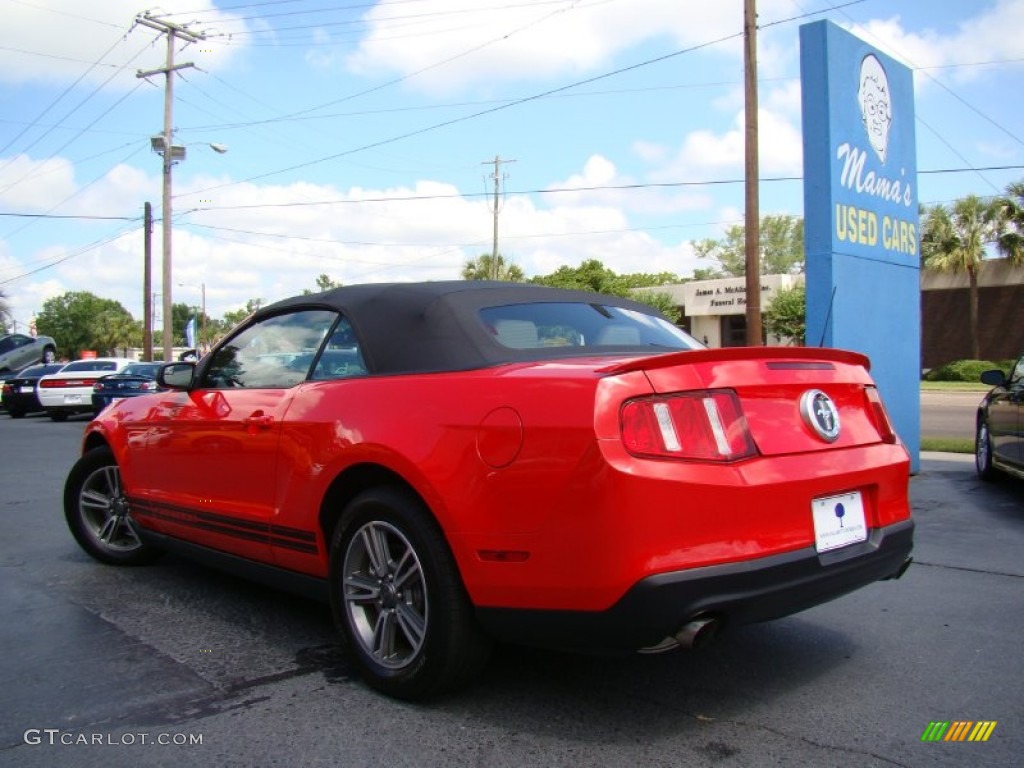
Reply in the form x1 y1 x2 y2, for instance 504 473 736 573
151 138 225 361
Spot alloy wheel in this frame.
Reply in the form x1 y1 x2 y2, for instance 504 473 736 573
78 464 143 553
342 521 428 670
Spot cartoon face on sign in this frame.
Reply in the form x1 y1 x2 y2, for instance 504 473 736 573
858 54 892 163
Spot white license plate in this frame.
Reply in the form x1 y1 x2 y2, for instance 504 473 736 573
812 491 868 553
19 386 34 393
63 394 84 404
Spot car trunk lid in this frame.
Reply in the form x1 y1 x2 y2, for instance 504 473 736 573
602 347 897 457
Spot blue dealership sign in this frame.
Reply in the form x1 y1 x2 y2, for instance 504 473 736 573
800 20 920 469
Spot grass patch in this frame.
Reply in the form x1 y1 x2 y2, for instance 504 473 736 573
920 381 989 392
921 437 974 454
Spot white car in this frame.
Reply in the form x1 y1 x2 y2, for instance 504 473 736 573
38 358 134 421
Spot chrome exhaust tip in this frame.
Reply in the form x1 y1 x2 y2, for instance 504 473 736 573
638 615 723 654
675 616 721 651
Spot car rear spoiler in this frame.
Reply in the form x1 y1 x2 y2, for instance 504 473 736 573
598 347 872 376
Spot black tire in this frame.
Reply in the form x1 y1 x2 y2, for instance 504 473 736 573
975 418 999 482
328 487 491 700
64 446 163 566
42 346 56 364
49 410 68 422
7 408 25 419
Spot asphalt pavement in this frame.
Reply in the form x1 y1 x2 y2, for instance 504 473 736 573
2 417 1021 767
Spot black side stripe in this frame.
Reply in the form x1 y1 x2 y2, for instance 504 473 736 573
128 498 319 554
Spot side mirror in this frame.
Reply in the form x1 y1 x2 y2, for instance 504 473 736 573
980 369 1007 388
158 362 195 390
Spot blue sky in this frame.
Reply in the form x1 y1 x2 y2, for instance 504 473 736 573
1 0 1023 328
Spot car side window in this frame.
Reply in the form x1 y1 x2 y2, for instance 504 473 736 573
201 310 337 389
311 317 368 380
1010 357 1024 388
480 303 698 351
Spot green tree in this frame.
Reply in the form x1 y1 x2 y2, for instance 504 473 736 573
690 267 723 281
920 195 998 360
992 180 1024 265
763 284 806 345
531 259 682 322
35 291 134 359
462 253 525 281
171 302 195 347
92 311 142 357
630 290 681 322
221 299 263 330
303 273 343 294
531 259 620 293
694 214 804 277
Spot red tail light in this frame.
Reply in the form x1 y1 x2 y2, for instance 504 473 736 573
40 378 98 389
621 390 758 462
864 386 898 444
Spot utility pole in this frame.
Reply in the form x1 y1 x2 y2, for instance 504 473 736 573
143 202 153 362
743 0 763 345
482 155 515 280
200 282 206 353
135 12 204 361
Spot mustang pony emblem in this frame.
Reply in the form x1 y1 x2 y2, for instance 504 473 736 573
801 389 841 442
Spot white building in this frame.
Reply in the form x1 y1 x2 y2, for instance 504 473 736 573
640 274 805 347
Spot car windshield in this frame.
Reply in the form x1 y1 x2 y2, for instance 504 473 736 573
0 336 21 353
480 302 700 351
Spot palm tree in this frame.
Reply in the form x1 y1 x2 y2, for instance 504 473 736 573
992 180 1024 265
920 195 998 360
462 253 524 282
91 311 142 357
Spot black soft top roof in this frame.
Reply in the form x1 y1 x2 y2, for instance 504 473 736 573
255 280 670 375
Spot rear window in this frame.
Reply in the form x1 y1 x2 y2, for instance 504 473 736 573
480 302 700 351
122 363 162 376
62 361 120 372
21 364 64 377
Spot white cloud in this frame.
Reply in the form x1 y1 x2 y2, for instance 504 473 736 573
4 152 715 324
548 154 713 215
0 1 247 88
845 0 1024 78
344 0 803 93
0 156 77 209
646 103 803 182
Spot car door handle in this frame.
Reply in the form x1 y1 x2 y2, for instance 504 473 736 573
242 412 275 430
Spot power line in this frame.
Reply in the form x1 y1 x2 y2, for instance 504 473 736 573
190 30 744 197
2 163 1021 223
0 31 136 161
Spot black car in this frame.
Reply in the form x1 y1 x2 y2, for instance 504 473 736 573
976 354 1024 481
1 363 67 418
91 362 166 417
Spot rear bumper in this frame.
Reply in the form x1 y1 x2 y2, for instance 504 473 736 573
475 518 913 653
39 393 94 414
2 393 42 412
44 405 94 416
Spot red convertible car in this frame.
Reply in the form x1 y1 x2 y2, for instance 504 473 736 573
65 281 913 699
